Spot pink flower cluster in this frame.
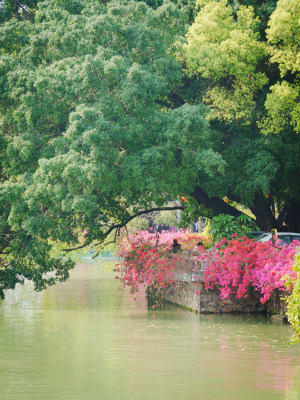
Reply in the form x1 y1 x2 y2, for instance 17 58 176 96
116 231 209 294
201 237 298 303
117 232 299 304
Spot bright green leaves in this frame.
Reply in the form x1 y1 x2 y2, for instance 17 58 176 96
184 0 268 124
261 81 300 134
287 254 300 343
267 0 300 77
262 0 300 135
186 0 263 80
184 0 299 132
209 213 258 242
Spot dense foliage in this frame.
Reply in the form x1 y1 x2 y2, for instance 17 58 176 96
0 0 300 296
183 0 300 231
0 0 37 23
0 0 191 295
286 254 300 343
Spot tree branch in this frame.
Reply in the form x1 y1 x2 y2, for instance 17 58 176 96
191 186 243 218
63 205 184 252
92 227 120 259
155 91 185 110
15 2 35 23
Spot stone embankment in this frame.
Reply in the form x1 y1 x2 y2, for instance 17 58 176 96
146 252 288 321
147 282 288 318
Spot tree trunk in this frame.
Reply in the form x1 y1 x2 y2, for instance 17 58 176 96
249 200 277 232
191 186 300 233
191 187 242 218
251 199 300 233
284 200 300 233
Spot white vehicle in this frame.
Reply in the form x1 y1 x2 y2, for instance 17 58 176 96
256 232 300 245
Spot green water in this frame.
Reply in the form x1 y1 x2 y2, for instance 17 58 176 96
1 261 300 400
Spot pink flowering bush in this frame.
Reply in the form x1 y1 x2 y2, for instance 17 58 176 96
117 231 299 303
118 230 211 255
201 236 298 303
116 231 209 294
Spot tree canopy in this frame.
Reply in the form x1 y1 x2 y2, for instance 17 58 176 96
183 0 300 230
0 0 299 295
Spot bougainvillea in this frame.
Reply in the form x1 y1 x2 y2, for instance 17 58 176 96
116 231 209 294
117 231 299 304
201 236 298 303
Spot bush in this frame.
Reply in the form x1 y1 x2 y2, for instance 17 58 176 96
117 232 298 306
209 214 258 243
202 236 297 302
286 253 300 343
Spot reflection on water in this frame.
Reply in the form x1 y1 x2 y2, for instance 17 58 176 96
0 261 300 400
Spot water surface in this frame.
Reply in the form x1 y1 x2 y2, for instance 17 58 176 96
1 261 300 400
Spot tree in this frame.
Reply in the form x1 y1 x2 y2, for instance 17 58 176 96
183 0 300 231
0 0 193 295
0 0 300 296
262 0 299 135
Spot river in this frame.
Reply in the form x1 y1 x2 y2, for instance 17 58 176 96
1 260 300 400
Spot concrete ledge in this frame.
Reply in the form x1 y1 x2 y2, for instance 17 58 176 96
270 314 289 323
147 283 288 315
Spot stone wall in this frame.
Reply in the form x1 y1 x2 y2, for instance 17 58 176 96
147 283 288 315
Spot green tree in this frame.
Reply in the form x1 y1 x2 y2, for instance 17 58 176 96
1 0 300 297
262 0 300 135
185 0 268 125
183 0 300 232
0 0 194 295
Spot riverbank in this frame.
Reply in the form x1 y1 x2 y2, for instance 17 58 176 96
147 282 288 318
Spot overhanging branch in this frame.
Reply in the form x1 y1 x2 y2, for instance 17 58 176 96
63 205 184 252
191 186 244 218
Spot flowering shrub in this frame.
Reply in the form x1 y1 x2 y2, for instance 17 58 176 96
201 236 298 303
116 231 209 294
118 231 211 254
117 231 299 304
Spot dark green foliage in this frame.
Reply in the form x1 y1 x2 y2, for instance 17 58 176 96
0 0 38 23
